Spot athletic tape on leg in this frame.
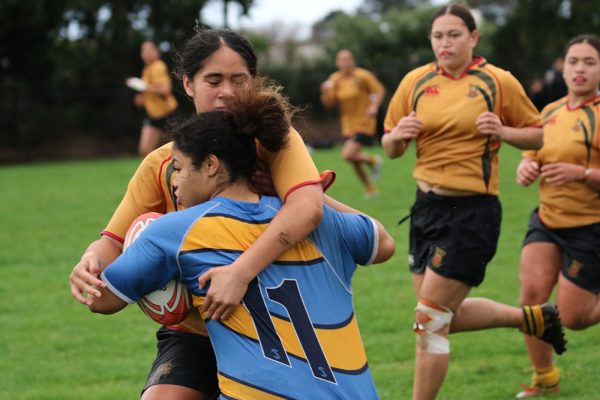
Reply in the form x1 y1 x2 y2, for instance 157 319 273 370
414 301 454 354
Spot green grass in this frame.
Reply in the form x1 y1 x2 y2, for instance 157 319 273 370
1 146 598 399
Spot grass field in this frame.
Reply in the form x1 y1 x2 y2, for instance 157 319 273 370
1 144 599 399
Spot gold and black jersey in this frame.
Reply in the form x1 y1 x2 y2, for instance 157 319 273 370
524 95 600 228
385 57 541 195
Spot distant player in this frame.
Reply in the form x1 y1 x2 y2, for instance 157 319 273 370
129 40 178 157
320 49 385 198
89 84 395 399
382 4 566 399
516 34 600 398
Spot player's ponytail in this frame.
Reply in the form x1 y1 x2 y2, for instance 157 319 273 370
224 78 292 154
171 79 294 184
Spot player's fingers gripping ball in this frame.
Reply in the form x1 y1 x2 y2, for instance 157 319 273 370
124 212 192 325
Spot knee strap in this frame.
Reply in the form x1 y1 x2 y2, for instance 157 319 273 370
414 301 454 354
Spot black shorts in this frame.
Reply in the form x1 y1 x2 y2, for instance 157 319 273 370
408 189 502 287
142 326 219 397
344 133 375 146
143 110 176 131
523 209 600 294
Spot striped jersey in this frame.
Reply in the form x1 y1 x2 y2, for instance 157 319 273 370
102 195 380 399
321 67 384 137
141 59 178 119
523 95 600 228
384 57 541 195
101 130 329 336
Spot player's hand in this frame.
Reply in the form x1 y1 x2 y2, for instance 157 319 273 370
252 169 276 196
516 158 540 187
133 94 144 107
69 251 106 305
198 265 251 321
541 162 586 186
367 104 378 117
476 111 504 139
389 111 422 142
320 80 333 92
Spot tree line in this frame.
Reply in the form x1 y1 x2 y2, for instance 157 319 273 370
0 0 598 162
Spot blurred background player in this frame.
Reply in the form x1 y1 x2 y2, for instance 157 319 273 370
88 84 395 399
515 34 600 399
71 28 331 400
382 4 566 399
320 49 385 198
128 40 178 157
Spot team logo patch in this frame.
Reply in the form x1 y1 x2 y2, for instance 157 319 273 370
545 115 558 126
571 119 583 133
424 86 440 96
466 85 479 98
430 247 446 268
567 259 583 278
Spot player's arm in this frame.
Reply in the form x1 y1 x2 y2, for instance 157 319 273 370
88 285 128 314
199 130 324 321
371 217 395 264
70 235 122 305
366 72 385 116
89 221 174 314
70 149 167 305
479 72 544 150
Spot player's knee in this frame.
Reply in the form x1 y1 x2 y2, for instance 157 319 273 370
519 287 549 306
561 313 588 331
413 300 454 354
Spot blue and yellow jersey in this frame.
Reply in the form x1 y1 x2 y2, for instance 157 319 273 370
321 67 384 137
102 196 379 399
384 57 541 195
522 95 600 228
141 59 178 119
101 129 332 336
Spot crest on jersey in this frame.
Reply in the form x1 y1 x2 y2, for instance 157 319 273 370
567 259 583 278
430 246 447 268
467 84 479 98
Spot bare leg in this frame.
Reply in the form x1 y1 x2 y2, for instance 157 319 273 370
412 270 470 400
139 125 163 157
450 297 523 332
519 242 561 371
341 139 375 192
557 274 600 330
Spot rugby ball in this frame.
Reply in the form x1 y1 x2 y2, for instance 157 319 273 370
124 212 192 326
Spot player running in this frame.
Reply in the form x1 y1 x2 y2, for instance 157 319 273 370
516 34 600 398
381 4 566 399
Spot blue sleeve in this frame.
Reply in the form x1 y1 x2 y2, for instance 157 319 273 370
329 208 377 266
101 216 182 303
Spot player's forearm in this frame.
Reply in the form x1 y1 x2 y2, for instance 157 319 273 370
500 126 543 150
324 195 361 214
232 185 323 282
382 133 409 159
88 286 128 314
85 235 123 273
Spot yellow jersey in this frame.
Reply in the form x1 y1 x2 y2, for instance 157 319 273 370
141 59 178 119
101 128 328 336
524 95 600 228
321 67 384 137
384 57 541 195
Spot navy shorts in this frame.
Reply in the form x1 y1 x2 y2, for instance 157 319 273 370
143 110 176 131
523 209 600 294
142 326 219 397
344 133 375 146
408 189 502 287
